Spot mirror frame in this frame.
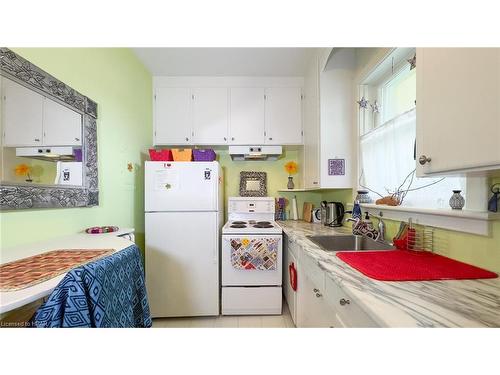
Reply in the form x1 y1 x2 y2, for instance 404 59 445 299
0 47 99 210
239 171 267 197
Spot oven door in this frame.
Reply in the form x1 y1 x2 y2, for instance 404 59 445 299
222 234 282 286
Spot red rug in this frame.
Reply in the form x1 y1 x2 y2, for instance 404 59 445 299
336 250 498 281
0 249 114 291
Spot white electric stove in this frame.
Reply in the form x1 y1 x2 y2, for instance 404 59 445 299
221 197 283 315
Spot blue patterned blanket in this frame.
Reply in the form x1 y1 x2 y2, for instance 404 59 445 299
31 245 152 328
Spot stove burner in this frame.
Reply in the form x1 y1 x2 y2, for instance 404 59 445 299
232 221 246 225
230 224 247 228
253 224 274 229
257 221 271 225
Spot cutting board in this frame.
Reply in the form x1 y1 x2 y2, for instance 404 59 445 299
302 202 313 222
336 250 498 281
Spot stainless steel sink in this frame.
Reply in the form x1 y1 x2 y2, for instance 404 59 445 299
307 235 395 252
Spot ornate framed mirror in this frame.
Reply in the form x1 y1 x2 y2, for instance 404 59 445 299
0 48 99 210
239 171 267 197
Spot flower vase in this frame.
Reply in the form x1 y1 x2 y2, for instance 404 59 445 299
287 176 295 190
449 190 465 210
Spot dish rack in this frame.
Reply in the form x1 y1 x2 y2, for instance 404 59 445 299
393 218 435 252
407 218 434 252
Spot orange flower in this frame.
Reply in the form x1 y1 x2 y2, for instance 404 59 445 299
14 164 31 176
284 161 298 175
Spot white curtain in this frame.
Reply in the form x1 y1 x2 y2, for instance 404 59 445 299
360 108 465 208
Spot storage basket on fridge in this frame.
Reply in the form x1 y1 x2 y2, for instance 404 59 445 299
171 148 193 161
149 148 173 161
192 149 216 162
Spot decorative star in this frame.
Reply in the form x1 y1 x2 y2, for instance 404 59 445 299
370 100 380 114
357 96 369 109
407 54 416 70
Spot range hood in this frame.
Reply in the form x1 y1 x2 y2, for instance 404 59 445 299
229 145 282 161
16 146 77 162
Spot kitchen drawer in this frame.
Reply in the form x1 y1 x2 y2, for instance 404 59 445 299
324 276 379 328
301 255 325 291
222 287 282 315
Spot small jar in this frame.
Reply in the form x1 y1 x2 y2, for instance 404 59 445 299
449 190 465 210
355 190 372 204
287 176 295 189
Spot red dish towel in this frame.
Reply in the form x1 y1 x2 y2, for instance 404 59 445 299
336 250 498 281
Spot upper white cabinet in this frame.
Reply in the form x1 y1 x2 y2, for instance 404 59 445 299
153 77 303 146
229 88 265 144
43 97 82 146
2 77 44 147
264 87 302 145
301 49 354 189
192 88 228 145
302 54 321 188
416 48 500 176
2 77 82 147
155 88 192 145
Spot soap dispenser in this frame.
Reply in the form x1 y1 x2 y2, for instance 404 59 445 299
364 212 374 230
352 200 362 220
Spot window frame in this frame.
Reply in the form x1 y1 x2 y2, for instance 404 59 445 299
354 48 492 235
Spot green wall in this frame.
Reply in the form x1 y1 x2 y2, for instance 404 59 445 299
0 48 152 255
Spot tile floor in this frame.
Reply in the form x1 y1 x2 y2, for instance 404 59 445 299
152 300 295 328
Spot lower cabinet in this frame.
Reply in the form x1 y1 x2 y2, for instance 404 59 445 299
296 253 339 328
285 235 380 328
298 267 338 328
324 276 379 328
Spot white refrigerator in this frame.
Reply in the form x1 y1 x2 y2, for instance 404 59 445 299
145 161 223 318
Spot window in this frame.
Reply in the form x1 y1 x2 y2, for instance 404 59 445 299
358 49 466 209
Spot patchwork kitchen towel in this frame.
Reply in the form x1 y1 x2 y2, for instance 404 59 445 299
231 238 279 270
0 249 114 292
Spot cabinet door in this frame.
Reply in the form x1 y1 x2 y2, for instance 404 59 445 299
298 270 337 328
416 48 500 175
303 56 321 188
43 97 82 146
229 88 265 144
283 241 297 325
193 88 228 145
154 88 192 145
2 77 43 147
265 87 302 145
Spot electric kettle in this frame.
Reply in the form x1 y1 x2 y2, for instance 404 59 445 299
320 201 345 227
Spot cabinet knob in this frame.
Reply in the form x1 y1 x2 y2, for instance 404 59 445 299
315 293 322 298
313 181 318 185
231 137 235 141
313 288 319 293
269 137 273 141
339 298 350 306
185 137 189 141
419 155 431 165
34 138 40 142
75 137 80 141
224 137 227 141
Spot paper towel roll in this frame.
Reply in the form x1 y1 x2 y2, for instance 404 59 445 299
291 196 298 220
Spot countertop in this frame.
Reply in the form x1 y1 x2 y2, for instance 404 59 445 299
0 233 134 314
278 220 500 327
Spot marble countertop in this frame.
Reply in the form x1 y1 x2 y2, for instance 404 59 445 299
278 220 500 327
0 233 134 314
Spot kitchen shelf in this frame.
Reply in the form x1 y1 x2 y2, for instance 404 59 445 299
277 188 323 192
347 203 500 236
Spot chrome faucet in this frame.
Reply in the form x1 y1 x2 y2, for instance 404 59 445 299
371 214 386 242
